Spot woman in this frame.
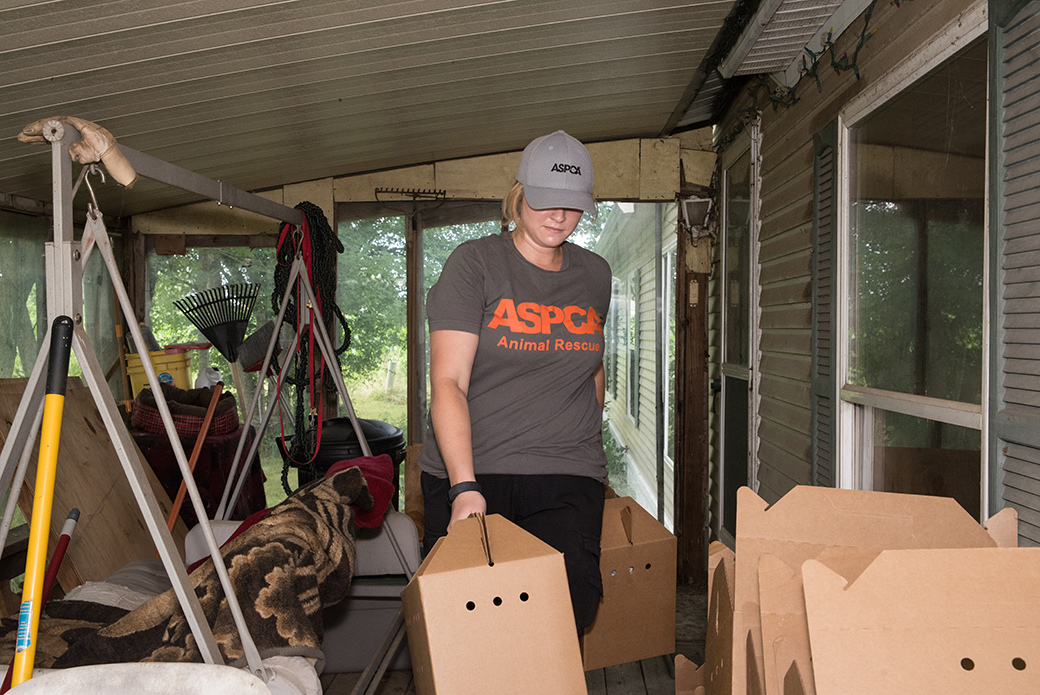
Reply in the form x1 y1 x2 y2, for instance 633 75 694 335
418 130 612 631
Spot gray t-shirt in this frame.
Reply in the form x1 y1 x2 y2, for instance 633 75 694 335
419 232 611 482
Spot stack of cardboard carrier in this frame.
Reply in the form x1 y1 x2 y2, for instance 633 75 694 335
676 485 1040 695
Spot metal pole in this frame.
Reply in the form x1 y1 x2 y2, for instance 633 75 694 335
118 146 304 226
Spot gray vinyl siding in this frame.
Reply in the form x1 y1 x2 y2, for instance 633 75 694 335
994 0 1040 546
713 0 982 506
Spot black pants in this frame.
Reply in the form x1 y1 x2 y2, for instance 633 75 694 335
422 471 605 631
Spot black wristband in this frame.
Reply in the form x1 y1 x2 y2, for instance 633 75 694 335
447 481 483 503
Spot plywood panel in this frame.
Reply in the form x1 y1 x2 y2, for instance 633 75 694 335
284 177 334 227
639 137 681 200
436 153 519 200
0 378 186 593
587 139 642 201
334 165 437 203
680 148 717 188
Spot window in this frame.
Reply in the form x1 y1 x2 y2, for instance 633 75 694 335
597 202 679 529
338 216 408 433
0 210 47 379
663 243 677 470
839 34 987 518
0 209 121 393
661 241 677 524
718 140 755 538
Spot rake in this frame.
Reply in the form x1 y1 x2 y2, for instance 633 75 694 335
174 283 260 363
174 283 260 421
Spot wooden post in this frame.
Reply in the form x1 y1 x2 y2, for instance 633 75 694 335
675 232 710 587
405 212 426 524
122 225 148 324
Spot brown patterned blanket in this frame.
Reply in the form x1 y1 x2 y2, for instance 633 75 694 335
0 466 372 673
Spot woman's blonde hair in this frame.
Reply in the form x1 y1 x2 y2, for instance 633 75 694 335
501 180 526 237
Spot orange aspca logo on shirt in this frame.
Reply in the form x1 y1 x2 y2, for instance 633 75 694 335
487 298 603 335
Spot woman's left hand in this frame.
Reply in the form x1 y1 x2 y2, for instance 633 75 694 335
447 490 487 531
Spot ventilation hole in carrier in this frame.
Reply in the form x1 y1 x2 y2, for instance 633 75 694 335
1013 658 1027 671
645 563 652 570
493 597 503 606
519 592 529 602
628 566 634 573
961 658 975 671
466 601 476 611
610 569 617 577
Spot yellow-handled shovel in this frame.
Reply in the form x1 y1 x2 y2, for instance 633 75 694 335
11 316 74 687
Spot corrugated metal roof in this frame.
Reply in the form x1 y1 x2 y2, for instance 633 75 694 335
0 0 742 217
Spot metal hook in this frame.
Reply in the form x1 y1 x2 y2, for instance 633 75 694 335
83 164 104 219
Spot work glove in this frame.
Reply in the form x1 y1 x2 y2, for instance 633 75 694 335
18 115 137 189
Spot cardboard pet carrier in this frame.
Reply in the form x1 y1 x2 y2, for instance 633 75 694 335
401 514 587 695
580 495 677 671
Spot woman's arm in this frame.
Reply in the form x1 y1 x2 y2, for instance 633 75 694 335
429 329 487 529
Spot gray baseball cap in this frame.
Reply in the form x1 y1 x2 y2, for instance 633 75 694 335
516 130 596 215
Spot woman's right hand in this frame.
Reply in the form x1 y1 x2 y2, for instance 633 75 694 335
447 490 487 531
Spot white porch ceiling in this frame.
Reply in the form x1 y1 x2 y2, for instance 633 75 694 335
0 0 749 218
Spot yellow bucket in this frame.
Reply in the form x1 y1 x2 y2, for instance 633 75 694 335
126 350 191 397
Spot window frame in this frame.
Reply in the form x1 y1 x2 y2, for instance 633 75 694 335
626 267 641 426
662 236 678 471
719 123 762 497
834 5 989 511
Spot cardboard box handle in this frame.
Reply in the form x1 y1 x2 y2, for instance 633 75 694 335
621 505 633 546
475 513 493 566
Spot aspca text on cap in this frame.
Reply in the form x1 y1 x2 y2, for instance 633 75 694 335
550 163 583 175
